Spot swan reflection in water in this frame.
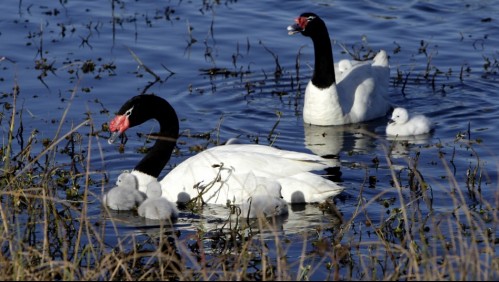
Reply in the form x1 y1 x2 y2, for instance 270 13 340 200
303 122 379 161
386 133 433 159
304 120 434 160
100 201 342 242
302 120 434 187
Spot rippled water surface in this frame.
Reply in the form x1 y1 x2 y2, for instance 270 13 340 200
1 0 498 279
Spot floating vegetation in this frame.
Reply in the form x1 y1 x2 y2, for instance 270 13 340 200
0 74 497 279
199 67 244 77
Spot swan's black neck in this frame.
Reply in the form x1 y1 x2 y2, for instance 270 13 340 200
309 19 336 89
123 95 179 178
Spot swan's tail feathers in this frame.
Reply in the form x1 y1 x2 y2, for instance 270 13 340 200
278 173 344 204
372 50 388 67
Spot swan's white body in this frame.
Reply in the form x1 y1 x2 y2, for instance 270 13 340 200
108 94 344 219
288 13 391 126
386 107 433 136
130 144 342 208
303 51 391 126
103 172 146 211
138 181 178 220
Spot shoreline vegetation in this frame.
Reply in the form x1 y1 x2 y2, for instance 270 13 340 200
0 79 497 280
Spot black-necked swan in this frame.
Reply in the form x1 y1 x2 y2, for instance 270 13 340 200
103 171 146 210
107 95 343 217
386 107 433 136
138 180 179 220
287 12 392 126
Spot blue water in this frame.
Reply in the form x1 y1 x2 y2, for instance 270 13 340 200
1 0 498 279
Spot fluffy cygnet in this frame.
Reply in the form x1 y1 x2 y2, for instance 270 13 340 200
338 59 352 74
103 172 146 210
386 107 433 136
138 181 178 220
239 194 289 218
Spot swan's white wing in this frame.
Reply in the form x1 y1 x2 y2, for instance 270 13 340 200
305 51 391 126
278 172 343 203
160 144 342 205
336 61 391 123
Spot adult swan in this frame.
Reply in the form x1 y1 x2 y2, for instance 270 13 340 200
288 12 392 126
108 95 343 216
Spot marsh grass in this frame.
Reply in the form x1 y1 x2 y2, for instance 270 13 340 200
0 79 497 281
1 35 498 280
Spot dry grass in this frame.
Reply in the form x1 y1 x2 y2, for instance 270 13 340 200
0 81 498 281
1 1 497 279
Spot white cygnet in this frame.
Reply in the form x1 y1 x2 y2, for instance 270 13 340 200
138 181 178 220
386 107 433 136
236 173 289 218
103 172 146 211
240 194 289 219
338 59 352 73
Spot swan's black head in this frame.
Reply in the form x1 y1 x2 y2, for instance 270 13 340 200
108 94 179 144
287 12 326 38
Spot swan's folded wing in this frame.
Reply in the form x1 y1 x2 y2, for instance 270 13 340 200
160 144 342 205
278 172 343 203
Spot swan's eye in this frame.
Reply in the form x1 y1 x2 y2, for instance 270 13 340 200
124 107 134 117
